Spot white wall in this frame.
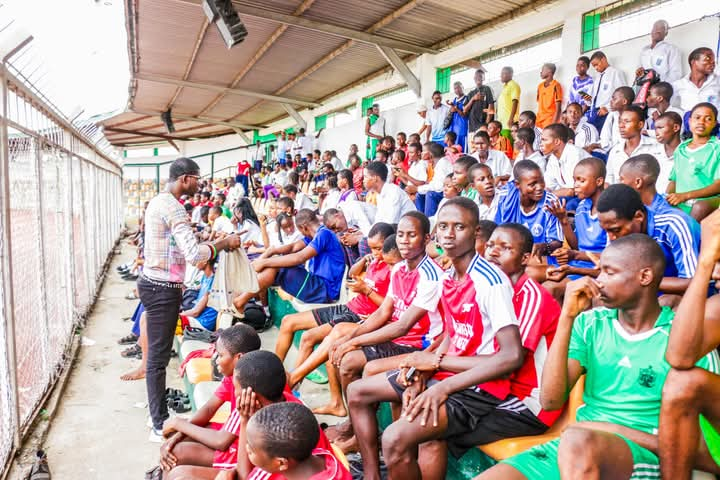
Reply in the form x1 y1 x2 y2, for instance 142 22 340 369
120 0 720 179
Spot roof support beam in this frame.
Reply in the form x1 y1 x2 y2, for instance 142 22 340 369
104 127 184 142
376 46 421 97
232 128 252 144
227 2 437 55
136 73 321 108
281 104 307 131
129 109 265 130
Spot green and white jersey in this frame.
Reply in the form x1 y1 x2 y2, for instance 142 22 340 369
569 306 720 434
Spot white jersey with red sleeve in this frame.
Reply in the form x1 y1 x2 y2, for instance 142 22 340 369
387 255 444 349
509 274 562 426
435 254 518 399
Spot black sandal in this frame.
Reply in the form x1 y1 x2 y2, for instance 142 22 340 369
169 396 191 413
121 344 141 358
117 333 139 345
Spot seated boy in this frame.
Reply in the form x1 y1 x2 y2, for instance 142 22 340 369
469 163 499 221
287 235 402 407
544 157 607 300
179 257 219 331
347 198 525 480
244 402 351 480
475 234 720 480
274 222 396 364
453 155 480 203
597 184 699 296
495 160 564 260
232 351 341 480
232 208 345 312
660 209 720 479
158 324 261 478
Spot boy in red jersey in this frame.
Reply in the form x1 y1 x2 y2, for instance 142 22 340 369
346 197 526 480
484 223 563 429
321 212 444 445
170 351 339 480
245 403 351 480
158 324 261 476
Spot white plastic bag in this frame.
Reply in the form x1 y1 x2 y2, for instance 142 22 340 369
208 249 259 311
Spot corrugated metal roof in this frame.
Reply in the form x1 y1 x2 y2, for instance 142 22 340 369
103 0 547 145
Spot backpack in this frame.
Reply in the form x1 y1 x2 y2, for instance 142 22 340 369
232 302 272 332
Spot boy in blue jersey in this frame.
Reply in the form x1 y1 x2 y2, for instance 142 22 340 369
495 160 564 260
660 209 720 479
543 157 607 301
475 234 719 480
232 208 345 313
597 184 699 296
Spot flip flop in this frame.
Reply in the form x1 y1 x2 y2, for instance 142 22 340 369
27 450 50 480
117 333 139 345
144 465 162 480
306 369 329 385
120 344 141 358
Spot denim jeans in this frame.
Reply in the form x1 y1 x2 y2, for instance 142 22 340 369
137 276 183 430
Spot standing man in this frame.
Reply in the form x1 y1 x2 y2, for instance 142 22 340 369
297 128 314 163
536 63 563 128
426 91 451 146
365 104 386 161
497 66 521 137
464 69 495 134
276 131 288 167
448 82 469 152
568 56 594 112
139 157 240 441
587 51 628 131
638 19 683 84
251 140 265 173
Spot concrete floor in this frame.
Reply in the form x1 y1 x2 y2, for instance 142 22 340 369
36 241 336 480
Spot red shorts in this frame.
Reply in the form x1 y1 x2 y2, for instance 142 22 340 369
213 442 239 470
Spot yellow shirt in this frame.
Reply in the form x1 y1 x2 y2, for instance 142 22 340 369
496 79 521 130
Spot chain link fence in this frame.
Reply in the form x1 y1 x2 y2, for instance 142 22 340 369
0 63 123 476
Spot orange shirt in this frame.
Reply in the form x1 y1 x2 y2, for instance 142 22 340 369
491 135 513 159
536 79 563 128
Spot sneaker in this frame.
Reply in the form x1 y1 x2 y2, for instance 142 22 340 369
148 427 163 443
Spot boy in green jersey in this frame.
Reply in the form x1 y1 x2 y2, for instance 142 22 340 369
660 208 720 479
475 233 719 480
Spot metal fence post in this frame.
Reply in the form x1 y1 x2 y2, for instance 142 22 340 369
0 61 21 449
65 154 76 319
155 163 160 194
33 140 50 375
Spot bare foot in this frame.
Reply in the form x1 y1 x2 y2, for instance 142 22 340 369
312 403 347 417
324 420 353 442
120 367 145 381
333 434 359 454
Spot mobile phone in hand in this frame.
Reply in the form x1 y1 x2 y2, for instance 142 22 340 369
405 366 417 383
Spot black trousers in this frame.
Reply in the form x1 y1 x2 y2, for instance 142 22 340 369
137 276 183 430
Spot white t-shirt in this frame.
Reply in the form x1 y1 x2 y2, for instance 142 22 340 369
418 157 453 194
654 146 676 195
545 144 592 190
320 189 342 214
640 41 683 84
298 135 314 157
599 111 621 151
515 150 548 172
267 220 304 247
295 191 315 211
331 156 344 172
275 170 289 187
337 200 374 236
369 115 386 137
407 160 429 183
212 215 235 234
471 149 513 178
591 66 628 110
606 136 665 185
672 73 720 112
238 220 263 245
425 104 451 141
645 106 684 136
573 117 600 150
375 182 417 225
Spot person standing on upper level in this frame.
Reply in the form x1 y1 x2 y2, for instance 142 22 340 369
586 51 628 132
638 19 683 84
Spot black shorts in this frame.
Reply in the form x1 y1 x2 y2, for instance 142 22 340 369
361 342 419 362
386 371 548 458
312 304 362 327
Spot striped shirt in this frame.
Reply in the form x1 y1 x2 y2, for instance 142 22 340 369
143 192 211 283
572 117 600 150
